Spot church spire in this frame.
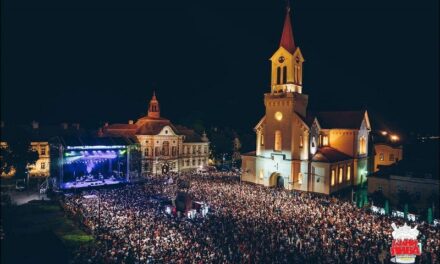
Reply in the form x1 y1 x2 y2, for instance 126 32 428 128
148 91 160 118
279 3 296 54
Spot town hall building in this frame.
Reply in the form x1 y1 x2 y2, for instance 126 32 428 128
103 92 210 175
241 7 372 194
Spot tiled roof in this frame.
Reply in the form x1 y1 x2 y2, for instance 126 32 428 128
312 147 353 163
175 125 202 143
314 111 365 129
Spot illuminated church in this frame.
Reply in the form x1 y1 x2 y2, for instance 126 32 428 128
241 7 371 194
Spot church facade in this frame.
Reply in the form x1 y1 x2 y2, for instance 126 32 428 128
241 8 371 194
103 93 210 175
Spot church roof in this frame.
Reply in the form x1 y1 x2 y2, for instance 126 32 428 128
313 111 366 129
280 7 296 54
312 147 353 163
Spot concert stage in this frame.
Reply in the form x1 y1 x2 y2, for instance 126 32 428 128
49 135 141 191
60 178 127 190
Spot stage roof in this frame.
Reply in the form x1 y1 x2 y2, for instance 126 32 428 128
52 135 137 147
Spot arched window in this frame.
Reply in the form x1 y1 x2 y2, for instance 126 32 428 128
323 136 329 146
331 170 335 186
299 135 303 148
282 66 287 84
155 147 160 156
347 166 351 181
260 133 264 146
162 141 170 156
276 67 281 84
359 136 366 155
274 130 282 151
338 167 343 183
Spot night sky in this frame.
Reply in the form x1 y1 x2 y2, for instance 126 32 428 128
1 0 438 135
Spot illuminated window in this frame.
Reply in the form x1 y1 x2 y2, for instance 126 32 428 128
41 162 45 170
319 135 322 146
274 130 282 151
331 170 335 186
379 153 384 161
260 133 264 146
259 169 264 180
162 141 170 156
389 154 395 161
338 167 343 183
359 136 367 155
347 166 351 181
40 146 46 155
282 66 287 84
323 136 329 146
298 172 303 184
299 135 303 148
275 111 283 121
276 67 281 84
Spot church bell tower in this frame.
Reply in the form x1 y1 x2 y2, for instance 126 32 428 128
148 92 160 118
270 6 305 94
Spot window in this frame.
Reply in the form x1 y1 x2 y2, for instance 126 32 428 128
144 163 149 170
192 146 196 154
41 162 45 170
198 159 201 166
276 67 281 84
260 133 264 146
204 146 208 154
338 168 343 184
311 137 315 148
186 160 190 166
389 154 395 161
282 66 287 84
331 170 335 186
347 166 351 181
40 146 46 155
299 135 303 148
171 146 177 156
198 145 202 153
323 136 329 146
259 170 264 180
155 147 160 156
298 172 303 185
162 141 170 156
274 130 282 151
359 136 367 155
319 135 322 146
192 159 196 166
379 153 384 161
378 186 383 192
144 148 148 157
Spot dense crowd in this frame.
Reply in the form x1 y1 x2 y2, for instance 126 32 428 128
62 172 440 264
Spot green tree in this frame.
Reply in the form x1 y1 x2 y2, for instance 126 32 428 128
1 128 39 182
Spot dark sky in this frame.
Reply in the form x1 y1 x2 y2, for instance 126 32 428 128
1 0 438 135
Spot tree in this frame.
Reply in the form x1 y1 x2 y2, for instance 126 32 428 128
1 127 39 181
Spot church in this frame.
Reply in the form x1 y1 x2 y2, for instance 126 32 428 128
103 92 210 175
241 7 371 194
